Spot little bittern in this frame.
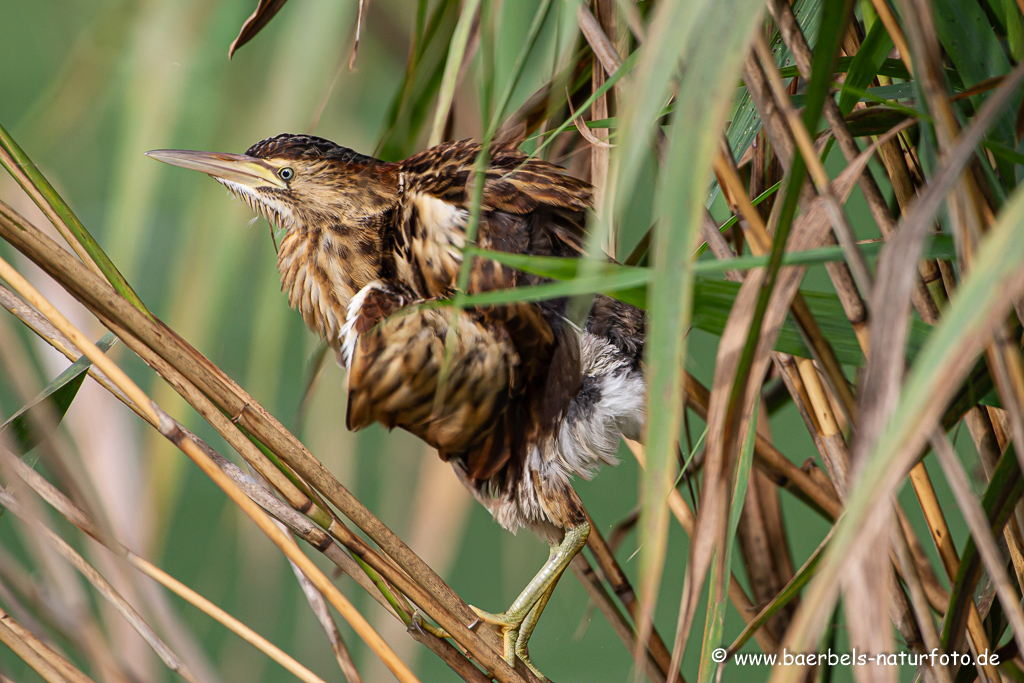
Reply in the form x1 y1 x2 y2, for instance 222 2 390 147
147 134 645 678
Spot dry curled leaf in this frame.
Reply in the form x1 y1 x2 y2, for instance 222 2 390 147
228 0 290 58
567 89 614 148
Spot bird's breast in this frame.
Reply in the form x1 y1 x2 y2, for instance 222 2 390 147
276 228 371 346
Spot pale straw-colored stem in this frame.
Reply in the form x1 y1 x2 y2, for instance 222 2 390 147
0 254 420 683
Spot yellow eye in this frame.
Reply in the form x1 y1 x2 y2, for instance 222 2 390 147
279 167 295 181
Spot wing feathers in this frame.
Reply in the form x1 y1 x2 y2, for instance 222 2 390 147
345 282 521 478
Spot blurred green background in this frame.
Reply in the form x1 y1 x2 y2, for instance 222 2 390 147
0 1 972 681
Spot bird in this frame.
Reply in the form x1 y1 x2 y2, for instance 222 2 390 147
146 133 646 677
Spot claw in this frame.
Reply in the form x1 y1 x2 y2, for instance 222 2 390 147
409 610 451 639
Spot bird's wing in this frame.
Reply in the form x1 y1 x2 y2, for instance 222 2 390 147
393 139 585 393
344 280 524 479
387 142 593 478
396 139 589 364
398 139 592 266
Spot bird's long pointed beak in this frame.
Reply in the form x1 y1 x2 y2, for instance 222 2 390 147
145 149 287 189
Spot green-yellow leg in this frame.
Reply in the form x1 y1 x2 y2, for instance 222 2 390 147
471 521 590 672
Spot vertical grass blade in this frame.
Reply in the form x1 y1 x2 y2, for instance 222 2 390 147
697 400 757 683
428 0 482 146
628 0 765 667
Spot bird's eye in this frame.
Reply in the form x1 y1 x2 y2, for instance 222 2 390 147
278 167 295 181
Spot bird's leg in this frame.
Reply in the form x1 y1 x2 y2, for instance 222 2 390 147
471 520 590 668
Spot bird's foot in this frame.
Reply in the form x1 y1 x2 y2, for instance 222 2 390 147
466 605 530 671
464 522 589 680
467 600 552 679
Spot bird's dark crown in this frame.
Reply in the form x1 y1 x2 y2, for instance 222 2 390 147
245 133 375 166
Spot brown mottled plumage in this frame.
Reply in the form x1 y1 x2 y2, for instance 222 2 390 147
146 134 646 677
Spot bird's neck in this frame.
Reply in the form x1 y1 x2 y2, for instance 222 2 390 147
275 205 395 347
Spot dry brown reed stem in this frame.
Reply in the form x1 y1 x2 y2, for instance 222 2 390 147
897 0 990 261
713 128 910 493
772 354 829 459
688 144 877 661
771 58 1024 683
1 290 484 680
712 138 858 451
0 254 422 683
279 527 364 683
712 143 857 420
0 203 536 683
138 553 331 683
887 528 954 683
0 491 196 681
577 1 616 252
965 410 1024 593
863 0 913 76
708 143 849 639
767 0 911 253
735 472 794 642
750 35 870 295
755 1 959 479
580 512 673 678
765 0 946 332
839 22 945 319
683 373 841 519
981 328 1024 555
838 7 1001 634
900 0 1024 650
932 432 1024 659
750 27 990 659
985 324 1024 452
625 440 777 654
795 358 849 486
717 40 948 661
897 3 1024 458
906 463 1000 681
697 221 838 505
567 558 669 683
0 605 94 683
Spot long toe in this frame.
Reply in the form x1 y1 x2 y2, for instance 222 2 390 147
469 605 523 628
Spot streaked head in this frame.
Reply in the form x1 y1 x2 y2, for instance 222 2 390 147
146 133 394 237
147 133 400 346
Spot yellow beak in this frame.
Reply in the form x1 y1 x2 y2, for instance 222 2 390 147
145 149 287 189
